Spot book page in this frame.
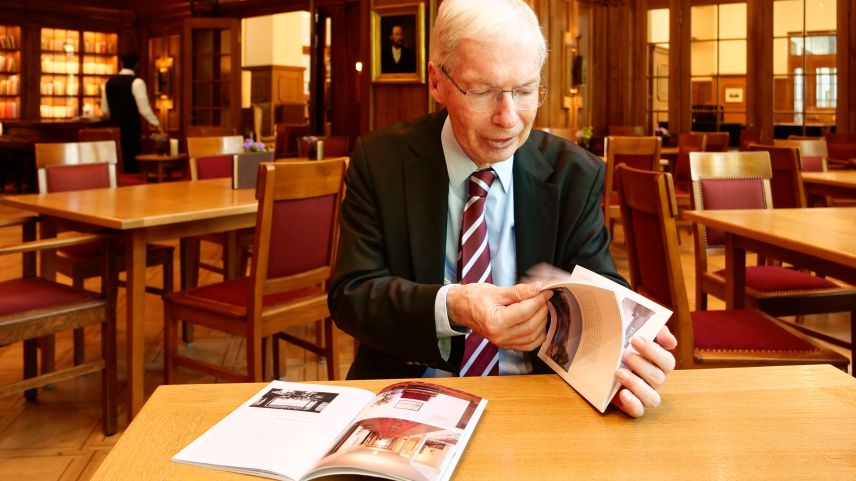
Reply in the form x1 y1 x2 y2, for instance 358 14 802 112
531 264 672 412
308 382 487 481
172 380 376 481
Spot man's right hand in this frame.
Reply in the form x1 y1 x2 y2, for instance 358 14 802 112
447 283 553 352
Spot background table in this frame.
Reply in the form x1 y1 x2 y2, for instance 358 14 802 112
1 179 258 418
90 365 856 481
683 207 856 363
802 171 856 199
135 152 189 183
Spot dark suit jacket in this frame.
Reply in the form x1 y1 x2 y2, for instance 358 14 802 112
329 110 625 379
381 45 416 73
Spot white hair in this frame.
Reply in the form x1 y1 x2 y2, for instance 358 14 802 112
430 0 547 72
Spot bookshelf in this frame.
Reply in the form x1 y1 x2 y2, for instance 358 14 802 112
0 25 21 120
40 28 117 119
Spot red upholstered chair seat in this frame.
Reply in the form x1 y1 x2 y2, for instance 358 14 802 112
713 265 839 294
0 278 99 318
692 309 818 352
169 276 321 312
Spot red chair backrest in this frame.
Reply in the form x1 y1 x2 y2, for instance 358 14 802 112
195 155 234 180
45 164 111 192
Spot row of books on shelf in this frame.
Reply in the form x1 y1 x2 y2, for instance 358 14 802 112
0 34 16 50
0 76 18 96
0 54 17 73
40 80 102 97
0 100 19 119
41 59 116 75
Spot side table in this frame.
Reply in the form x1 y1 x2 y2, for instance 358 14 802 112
135 153 188 183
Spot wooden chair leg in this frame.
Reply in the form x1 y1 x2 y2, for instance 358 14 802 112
272 335 281 380
163 309 178 385
72 274 86 366
23 338 38 401
179 238 198 345
324 318 338 380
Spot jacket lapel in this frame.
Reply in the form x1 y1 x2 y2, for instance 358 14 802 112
404 113 449 284
513 137 558 278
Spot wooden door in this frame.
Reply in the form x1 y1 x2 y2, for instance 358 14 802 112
182 17 241 134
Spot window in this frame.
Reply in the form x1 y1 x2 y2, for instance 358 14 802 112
690 3 747 133
646 8 670 135
772 0 836 138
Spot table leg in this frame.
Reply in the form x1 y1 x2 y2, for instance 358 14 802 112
157 163 165 183
724 233 747 310
126 230 147 420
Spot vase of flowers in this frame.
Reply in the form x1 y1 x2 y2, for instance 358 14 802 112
575 126 594 150
243 138 270 153
151 132 169 155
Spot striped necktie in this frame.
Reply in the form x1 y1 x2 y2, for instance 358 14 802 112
458 169 499 377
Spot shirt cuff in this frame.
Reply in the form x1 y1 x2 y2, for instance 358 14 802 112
435 283 467 362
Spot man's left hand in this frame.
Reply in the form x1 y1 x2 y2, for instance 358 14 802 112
611 325 677 417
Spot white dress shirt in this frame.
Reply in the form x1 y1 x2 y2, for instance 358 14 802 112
100 68 161 128
428 117 532 376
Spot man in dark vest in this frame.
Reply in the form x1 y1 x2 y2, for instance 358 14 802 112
101 53 163 173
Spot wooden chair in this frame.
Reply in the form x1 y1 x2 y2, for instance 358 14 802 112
823 132 856 169
615 163 848 370
738 127 762 151
540 127 575 142
186 126 238 137
689 151 856 341
274 123 311 158
34 141 175 363
0 216 119 435
746 144 806 208
672 132 706 240
602 136 661 239
773 138 828 172
163 159 347 382
701 131 730 152
608 125 645 136
184 135 248 283
78 127 149 185
296 135 350 159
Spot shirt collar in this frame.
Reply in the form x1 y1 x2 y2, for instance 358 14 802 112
119 68 135 75
441 116 513 194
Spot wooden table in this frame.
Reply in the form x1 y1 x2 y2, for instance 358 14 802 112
683 207 856 360
0 179 258 418
136 153 188 183
90 365 856 481
802 171 856 199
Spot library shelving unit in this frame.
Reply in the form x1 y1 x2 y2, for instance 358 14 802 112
0 25 21 120
40 28 117 119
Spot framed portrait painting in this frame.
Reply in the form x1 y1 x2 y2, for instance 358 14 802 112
371 3 426 83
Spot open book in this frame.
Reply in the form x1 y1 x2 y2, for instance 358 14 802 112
172 380 487 481
530 264 672 413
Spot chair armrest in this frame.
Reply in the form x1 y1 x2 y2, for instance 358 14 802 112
0 232 116 257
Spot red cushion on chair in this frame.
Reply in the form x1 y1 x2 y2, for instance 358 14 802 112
268 195 336 278
713 265 839 292
196 155 234 180
691 309 818 352
46 164 111 192
699 178 767 246
0 278 98 317
117 173 147 186
801 155 824 172
183 277 321 309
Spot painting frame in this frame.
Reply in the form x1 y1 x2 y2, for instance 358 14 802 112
371 2 426 84
725 87 743 103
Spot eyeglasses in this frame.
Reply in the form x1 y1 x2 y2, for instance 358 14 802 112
440 65 547 112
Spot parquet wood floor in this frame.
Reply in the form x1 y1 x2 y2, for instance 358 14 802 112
0 205 849 480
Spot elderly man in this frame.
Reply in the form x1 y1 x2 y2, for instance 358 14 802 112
329 0 676 417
